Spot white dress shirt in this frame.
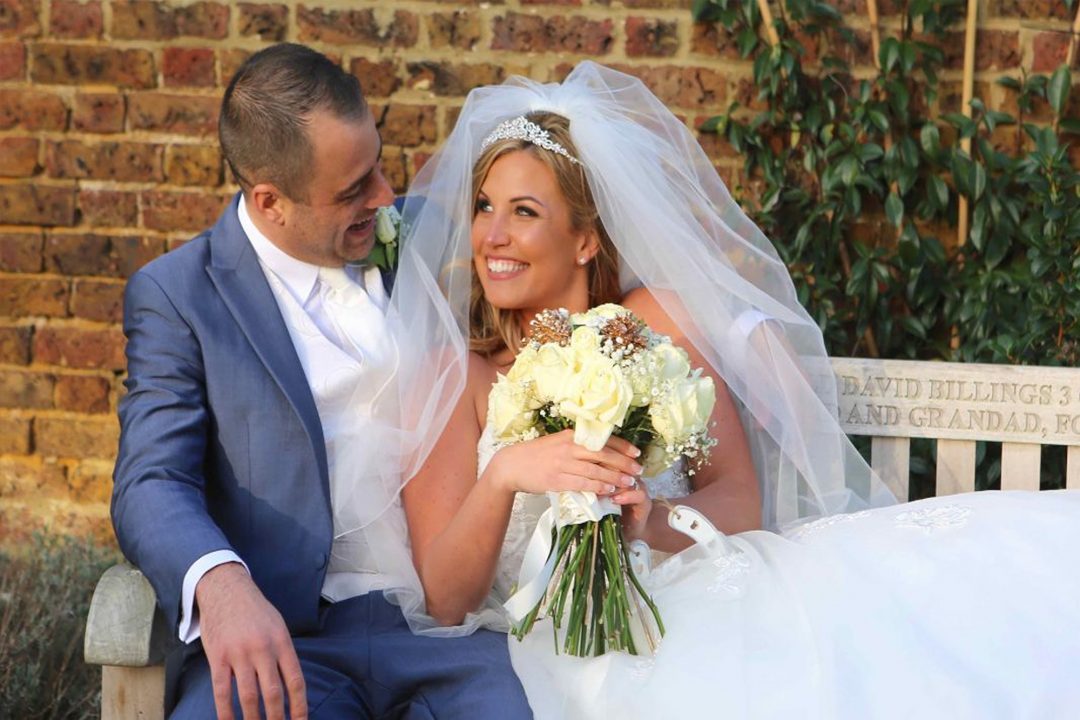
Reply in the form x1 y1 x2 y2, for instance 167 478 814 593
178 198 397 642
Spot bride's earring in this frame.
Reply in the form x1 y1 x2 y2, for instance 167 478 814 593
577 256 588 265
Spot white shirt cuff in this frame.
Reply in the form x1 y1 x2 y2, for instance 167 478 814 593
179 550 248 644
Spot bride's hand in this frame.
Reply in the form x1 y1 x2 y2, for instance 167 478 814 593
484 429 641 497
613 481 651 543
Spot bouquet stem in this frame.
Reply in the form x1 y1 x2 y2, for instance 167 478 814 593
511 515 664 657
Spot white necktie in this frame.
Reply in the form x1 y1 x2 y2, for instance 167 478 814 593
317 266 390 369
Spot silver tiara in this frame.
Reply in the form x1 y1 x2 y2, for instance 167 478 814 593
479 116 581 164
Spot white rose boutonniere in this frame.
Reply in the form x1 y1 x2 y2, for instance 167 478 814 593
367 204 401 273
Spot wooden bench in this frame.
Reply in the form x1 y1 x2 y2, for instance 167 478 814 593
84 357 1080 719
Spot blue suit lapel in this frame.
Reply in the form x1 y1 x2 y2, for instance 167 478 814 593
204 195 330 493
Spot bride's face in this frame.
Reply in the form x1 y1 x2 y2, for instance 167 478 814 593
471 150 593 319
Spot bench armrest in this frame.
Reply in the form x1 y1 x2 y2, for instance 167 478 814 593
84 563 170 667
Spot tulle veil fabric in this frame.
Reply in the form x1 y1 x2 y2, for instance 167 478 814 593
343 61 896 634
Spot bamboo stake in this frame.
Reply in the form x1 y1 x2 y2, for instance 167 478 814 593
755 0 781 48
956 0 979 248
867 0 882 67
1067 3 1080 70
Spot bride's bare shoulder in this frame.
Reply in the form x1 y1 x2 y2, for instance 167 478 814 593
620 287 683 338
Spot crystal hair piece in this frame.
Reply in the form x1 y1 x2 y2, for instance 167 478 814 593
479 116 581 164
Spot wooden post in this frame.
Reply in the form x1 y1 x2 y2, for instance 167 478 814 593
867 0 882 67
956 0 979 248
1067 3 1080 70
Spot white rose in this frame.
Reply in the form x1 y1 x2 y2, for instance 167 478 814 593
650 343 691 383
488 375 539 442
569 325 601 354
530 343 577 404
640 441 676 478
375 205 401 246
559 355 633 451
506 344 539 383
650 372 715 446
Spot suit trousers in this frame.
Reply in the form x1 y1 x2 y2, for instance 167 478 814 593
170 592 533 719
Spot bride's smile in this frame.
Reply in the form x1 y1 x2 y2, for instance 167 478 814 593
471 149 597 321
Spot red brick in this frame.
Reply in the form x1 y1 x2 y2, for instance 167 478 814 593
376 105 437 148
72 93 125 133
0 89 68 130
696 125 740 162
33 325 125 370
0 416 31 454
522 0 581 4
44 233 162 277
47 140 163 182
733 77 770 112
0 40 25 79
238 2 287 40
0 137 39 177
429 11 481 50
30 43 155 88
0 325 32 364
492 12 613 54
70 278 124 323
621 0 690 6
77 189 139 227
828 26 873 66
625 17 678 58
0 184 76 226
50 0 102 37
0 369 53 408
1032 32 1074 73
406 61 509 97
938 30 1020 71
690 22 742 59
55 372 111 412
0 232 42 272
992 0 1070 20
607 64 727 108
220 48 252 86
34 416 119 459
162 46 215 87
0 277 68 318
165 144 221 186
142 190 228 233
0 0 40 37
128 93 219 136
350 57 400 98
110 0 229 39
297 6 418 47
67 462 112 502
0 459 67 503
380 145 408 194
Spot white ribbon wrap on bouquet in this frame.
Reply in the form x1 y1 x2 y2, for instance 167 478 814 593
502 491 621 623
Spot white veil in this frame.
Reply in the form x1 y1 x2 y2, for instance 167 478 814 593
348 61 895 634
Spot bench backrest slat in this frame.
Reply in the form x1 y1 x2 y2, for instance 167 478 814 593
1001 442 1041 491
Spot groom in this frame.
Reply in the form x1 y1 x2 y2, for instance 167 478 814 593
112 43 531 719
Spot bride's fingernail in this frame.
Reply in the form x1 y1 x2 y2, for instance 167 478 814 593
621 475 636 487
631 463 643 475
632 447 642 457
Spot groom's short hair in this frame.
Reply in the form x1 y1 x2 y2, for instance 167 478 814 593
220 43 369 202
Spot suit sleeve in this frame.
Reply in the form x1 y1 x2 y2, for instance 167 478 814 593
112 269 235 633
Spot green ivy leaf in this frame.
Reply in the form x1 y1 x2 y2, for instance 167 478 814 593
920 123 940 155
929 175 949 209
1048 65 1072 116
985 230 1010 269
885 192 904 228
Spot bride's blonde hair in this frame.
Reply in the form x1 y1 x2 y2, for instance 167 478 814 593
469 111 621 357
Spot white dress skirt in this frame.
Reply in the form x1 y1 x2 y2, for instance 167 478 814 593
481 428 1080 719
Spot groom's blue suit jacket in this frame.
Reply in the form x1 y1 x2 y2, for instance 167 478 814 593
113 194 390 636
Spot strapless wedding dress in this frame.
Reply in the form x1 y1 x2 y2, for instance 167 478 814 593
480 425 1080 719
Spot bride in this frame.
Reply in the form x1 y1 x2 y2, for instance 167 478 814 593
383 62 1080 718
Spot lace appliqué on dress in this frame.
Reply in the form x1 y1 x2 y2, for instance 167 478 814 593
787 510 872 542
707 550 752 596
894 504 971 534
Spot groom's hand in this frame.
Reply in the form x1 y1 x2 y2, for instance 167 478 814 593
195 562 308 720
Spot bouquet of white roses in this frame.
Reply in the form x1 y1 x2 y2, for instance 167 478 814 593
495 303 717 657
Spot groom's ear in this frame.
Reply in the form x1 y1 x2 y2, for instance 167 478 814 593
249 183 287 227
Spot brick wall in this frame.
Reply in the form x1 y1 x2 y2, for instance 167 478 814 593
0 0 1075 544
